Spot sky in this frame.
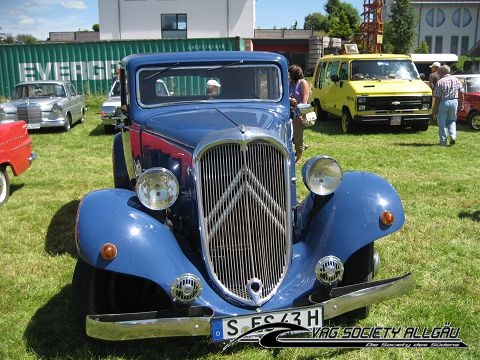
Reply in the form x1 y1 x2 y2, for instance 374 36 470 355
0 0 363 41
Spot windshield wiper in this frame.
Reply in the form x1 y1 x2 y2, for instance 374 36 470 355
206 60 244 71
145 62 180 80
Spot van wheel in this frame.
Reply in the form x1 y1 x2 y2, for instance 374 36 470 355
313 99 328 121
341 109 355 133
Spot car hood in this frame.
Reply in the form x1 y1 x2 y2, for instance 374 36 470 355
142 105 289 149
102 97 120 109
350 79 432 95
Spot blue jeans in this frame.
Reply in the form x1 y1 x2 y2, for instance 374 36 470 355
436 99 458 145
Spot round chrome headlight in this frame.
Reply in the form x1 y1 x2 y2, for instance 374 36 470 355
52 103 62 113
0 106 5 119
136 167 179 210
302 156 342 196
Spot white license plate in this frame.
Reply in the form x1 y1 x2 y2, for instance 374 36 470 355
26 123 41 129
390 116 401 125
211 305 323 341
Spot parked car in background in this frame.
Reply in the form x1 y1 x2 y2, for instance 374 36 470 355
72 51 413 342
311 50 432 133
0 121 36 205
0 80 87 131
100 79 121 133
101 78 171 133
454 74 480 130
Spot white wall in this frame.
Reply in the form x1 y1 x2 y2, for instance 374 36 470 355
98 0 254 40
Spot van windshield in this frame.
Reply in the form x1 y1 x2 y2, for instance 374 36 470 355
351 60 420 80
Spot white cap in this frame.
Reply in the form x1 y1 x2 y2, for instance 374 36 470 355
206 79 221 88
429 61 441 68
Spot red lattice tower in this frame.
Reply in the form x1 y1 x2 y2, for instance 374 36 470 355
359 0 384 53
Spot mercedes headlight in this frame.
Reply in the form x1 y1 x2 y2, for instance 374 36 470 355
52 103 62 113
136 168 179 210
302 156 342 196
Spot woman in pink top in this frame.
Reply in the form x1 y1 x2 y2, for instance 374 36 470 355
288 64 310 163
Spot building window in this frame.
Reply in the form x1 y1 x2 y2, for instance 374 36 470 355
435 36 443 53
161 14 187 39
450 36 458 55
426 8 445 27
453 8 472 27
425 36 432 52
461 36 469 55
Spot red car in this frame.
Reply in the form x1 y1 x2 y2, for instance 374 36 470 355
455 74 480 130
0 121 36 205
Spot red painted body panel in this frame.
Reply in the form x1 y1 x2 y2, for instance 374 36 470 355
0 121 34 176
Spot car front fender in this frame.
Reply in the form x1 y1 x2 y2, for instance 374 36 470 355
75 189 205 290
298 171 405 262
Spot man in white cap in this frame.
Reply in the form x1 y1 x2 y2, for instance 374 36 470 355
206 79 221 97
428 61 441 90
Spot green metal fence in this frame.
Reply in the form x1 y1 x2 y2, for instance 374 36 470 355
0 37 244 97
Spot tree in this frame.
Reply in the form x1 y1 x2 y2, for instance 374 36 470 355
304 1 360 40
383 0 417 53
15 34 37 44
304 12 328 32
92 24 99 32
413 40 429 53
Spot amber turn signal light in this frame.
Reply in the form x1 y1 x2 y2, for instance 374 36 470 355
100 243 118 260
380 210 395 226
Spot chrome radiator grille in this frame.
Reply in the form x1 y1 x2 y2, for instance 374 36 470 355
17 103 42 126
197 139 291 306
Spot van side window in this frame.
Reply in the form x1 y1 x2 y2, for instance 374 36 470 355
315 61 327 89
339 62 348 80
326 61 340 80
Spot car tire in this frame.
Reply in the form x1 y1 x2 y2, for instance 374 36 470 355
72 259 171 326
0 166 10 206
80 108 86 124
412 120 429 132
337 243 375 320
341 108 356 133
468 111 480 130
64 113 72 132
313 99 328 121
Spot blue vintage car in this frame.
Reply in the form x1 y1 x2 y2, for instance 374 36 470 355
72 51 413 342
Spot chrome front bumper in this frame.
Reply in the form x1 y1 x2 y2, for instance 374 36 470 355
85 273 413 341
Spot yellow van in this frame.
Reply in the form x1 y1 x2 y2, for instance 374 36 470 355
311 53 432 132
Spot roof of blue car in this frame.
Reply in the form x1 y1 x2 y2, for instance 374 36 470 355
121 51 287 68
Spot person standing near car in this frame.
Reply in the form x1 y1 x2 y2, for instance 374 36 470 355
432 65 464 146
428 61 441 90
288 64 310 164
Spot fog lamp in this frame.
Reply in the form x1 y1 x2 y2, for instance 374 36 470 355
302 156 342 196
315 256 344 285
171 274 202 303
136 167 179 210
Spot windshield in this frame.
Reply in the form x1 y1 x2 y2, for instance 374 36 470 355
465 77 480 92
350 60 420 80
13 83 65 99
137 64 283 107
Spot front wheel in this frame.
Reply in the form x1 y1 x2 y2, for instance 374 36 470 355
338 243 375 320
64 113 72 132
313 99 328 121
72 260 171 323
0 166 10 205
468 111 480 130
341 109 356 133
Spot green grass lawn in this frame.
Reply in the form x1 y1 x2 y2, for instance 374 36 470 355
0 98 478 359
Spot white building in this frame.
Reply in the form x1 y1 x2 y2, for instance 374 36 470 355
98 0 255 40
384 0 480 55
